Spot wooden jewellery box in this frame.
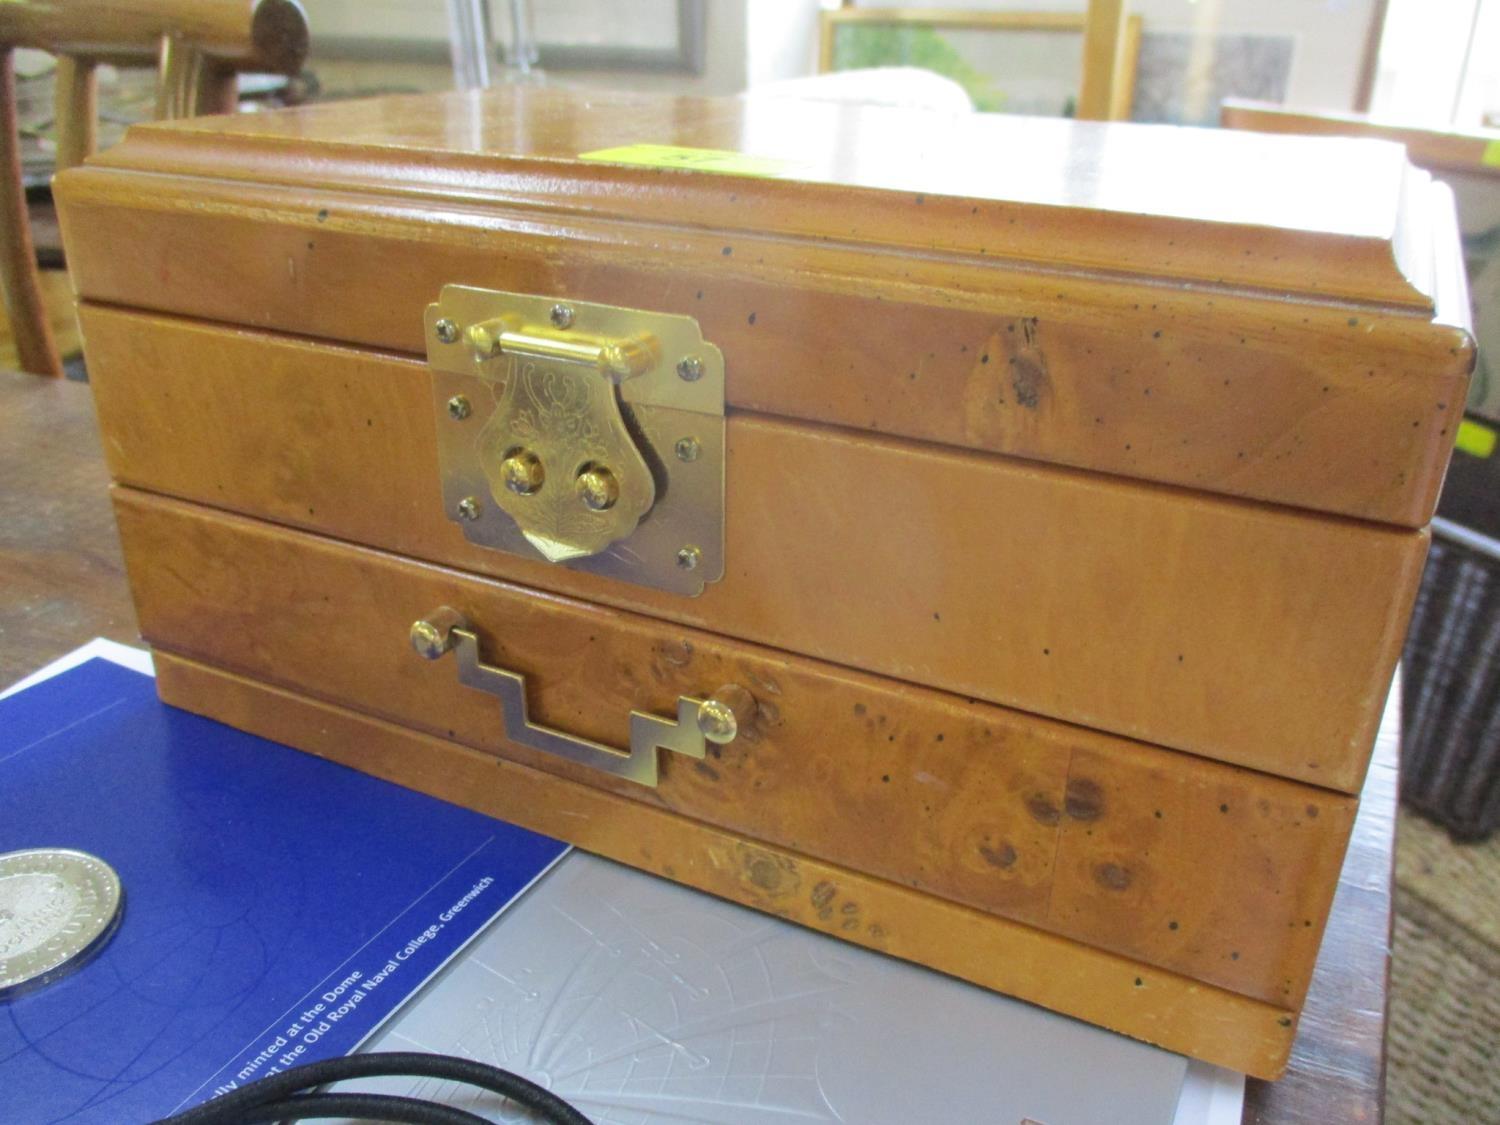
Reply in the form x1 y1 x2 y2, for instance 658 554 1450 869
56 88 1472 1079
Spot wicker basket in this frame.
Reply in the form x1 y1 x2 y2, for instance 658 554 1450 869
1401 506 1500 839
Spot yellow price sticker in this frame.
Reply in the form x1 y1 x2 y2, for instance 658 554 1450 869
1483 140 1500 167
1456 418 1497 458
578 143 800 179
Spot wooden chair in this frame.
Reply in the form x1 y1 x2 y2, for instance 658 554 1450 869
0 0 309 376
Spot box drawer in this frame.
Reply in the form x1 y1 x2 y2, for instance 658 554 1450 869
86 305 1425 790
114 488 1355 1012
151 651 1304 1078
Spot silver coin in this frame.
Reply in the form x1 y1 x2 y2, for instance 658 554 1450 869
0 848 122 999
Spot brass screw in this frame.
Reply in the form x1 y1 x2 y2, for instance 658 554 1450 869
676 545 702 571
550 304 574 329
499 450 545 495
676 355 704 382
447 395 472 421
575 464 619 511
456 496 482 521
435 318 459 344
674 436 700 462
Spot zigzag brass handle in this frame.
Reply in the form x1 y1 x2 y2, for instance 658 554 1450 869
410 607 755 788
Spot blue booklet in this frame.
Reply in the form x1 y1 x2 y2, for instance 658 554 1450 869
0 658 568 1124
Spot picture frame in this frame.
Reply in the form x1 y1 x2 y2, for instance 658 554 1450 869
817 7 1141 120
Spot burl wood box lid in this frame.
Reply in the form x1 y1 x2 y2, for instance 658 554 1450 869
55 87 1474 791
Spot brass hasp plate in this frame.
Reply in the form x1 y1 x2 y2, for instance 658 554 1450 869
425 286 725 595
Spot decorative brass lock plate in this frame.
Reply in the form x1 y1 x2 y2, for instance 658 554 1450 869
425 286 725 595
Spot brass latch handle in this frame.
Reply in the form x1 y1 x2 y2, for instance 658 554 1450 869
410 607 756 788
467 319 657 382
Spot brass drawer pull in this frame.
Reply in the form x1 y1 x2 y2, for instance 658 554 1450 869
410 607 755 788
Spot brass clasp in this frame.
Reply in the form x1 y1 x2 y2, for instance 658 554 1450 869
425 287 725 595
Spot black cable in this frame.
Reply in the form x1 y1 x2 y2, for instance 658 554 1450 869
153 1051 593 1125
217 1092 490 1125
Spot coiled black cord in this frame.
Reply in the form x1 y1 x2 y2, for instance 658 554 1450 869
219 1093 489 1125
153 1051 593 1125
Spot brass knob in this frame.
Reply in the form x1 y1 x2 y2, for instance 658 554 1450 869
500 450 545 495
696 685 757 744
410 607 466 660
575 464 619 511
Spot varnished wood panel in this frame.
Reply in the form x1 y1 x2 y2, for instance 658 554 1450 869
1236 693 1398 1122
0 365 1399 1118
75 84 1446 308
114 489 1357 1007
57 172 1472 526
1244 693 1400 1120
87 307 1426 790
152 650 1303 1079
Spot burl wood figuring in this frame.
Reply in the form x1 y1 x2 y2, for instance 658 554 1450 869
54 87 1475 1078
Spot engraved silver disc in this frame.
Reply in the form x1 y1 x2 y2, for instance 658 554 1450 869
0 849 122 999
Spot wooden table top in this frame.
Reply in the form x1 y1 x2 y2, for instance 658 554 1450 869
0 369 1393 1123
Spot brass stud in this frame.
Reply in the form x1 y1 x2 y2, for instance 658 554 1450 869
456 496 482 521
676 545 702 571
575 464 619 511
676 355 704 382
434 317 459 344
550 303 574 329
696 685 756 744
446 395 472 421
674 436 700 462
499 450 545 496
696 699 738 743
409 607 465 659
409 619 449 659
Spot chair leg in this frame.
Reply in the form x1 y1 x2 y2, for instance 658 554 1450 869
155 37 237 121
0 49 61 377
53 57 97 172
156 33 209 120
193 62 239 117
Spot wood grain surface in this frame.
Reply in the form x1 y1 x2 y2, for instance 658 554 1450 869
151 649 1305 1079
83 305 1426 791
113 489 1360 1009
1244 688 1400 1123
0 371 135 683
56 165 1472 526
0 371 1396 1118
69 85 1450 308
